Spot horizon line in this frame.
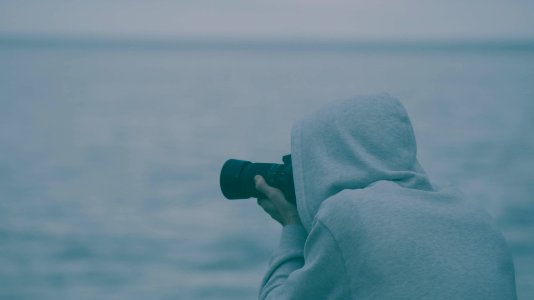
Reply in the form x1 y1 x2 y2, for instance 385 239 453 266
1 34 534 52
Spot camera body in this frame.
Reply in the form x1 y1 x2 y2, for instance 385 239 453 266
220 155 296 203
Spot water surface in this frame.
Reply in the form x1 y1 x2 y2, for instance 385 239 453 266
1 42 533 299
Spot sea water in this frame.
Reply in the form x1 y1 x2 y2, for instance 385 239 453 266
0 42 533 299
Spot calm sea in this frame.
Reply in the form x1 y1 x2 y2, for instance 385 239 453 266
1 40 533 299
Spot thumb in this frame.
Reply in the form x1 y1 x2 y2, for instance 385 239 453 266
254 175 280 199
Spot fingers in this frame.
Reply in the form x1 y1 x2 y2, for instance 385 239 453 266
255 175 300 226
257 198 283 224
257 198 274 211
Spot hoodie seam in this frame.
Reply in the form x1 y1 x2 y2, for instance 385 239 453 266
294 122 312 232
315 218 355 299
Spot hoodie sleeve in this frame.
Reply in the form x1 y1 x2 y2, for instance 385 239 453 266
259 221 351 300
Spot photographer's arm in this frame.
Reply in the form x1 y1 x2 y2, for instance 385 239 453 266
255 176 351 299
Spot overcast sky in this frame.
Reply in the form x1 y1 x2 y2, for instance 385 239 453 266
1 0 533 40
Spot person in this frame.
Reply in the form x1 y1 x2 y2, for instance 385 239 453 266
254 94 517 299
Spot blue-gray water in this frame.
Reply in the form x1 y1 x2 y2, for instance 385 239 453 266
1 42 533 299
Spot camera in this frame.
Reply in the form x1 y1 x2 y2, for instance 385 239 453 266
219 155 296 203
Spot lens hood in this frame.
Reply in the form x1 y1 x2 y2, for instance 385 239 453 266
220 159 251 199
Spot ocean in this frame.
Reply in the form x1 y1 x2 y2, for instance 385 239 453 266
1 40 533 299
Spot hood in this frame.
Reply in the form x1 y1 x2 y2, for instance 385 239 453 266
291 94 433 231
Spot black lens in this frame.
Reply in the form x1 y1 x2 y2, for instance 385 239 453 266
219 159 252 199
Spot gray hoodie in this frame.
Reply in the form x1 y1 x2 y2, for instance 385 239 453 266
259 94 517 299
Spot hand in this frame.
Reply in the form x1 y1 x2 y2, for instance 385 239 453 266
255 175 302 226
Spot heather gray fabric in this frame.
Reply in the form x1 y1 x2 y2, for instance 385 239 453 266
259 94 517 299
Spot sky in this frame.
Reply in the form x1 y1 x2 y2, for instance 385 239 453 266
1 0 534 40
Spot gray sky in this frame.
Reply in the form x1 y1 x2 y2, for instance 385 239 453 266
1 0 533 40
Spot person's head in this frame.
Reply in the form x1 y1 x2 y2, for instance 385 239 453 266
290 94 432 231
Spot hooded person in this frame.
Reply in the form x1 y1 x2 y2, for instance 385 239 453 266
254 94 517 299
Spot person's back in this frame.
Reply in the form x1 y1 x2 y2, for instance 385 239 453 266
320 181 516 299
256 94 517 299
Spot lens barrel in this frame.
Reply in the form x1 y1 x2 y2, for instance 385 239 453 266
219 159 253 199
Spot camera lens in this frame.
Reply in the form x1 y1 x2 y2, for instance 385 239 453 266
219 159 252 199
